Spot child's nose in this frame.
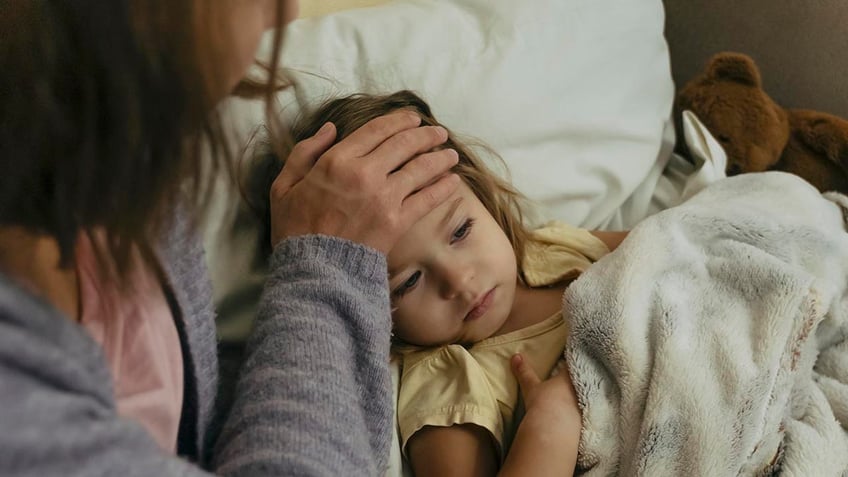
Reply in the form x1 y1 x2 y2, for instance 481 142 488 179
438 262 474 299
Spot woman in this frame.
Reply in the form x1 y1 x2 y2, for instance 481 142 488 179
0 1 574 475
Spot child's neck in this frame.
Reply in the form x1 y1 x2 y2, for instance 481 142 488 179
495 281 568 336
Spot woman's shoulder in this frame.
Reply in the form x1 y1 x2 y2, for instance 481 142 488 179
0 271 114 402
524 221 611 287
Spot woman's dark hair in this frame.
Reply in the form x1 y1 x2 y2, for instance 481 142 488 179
0 0 288 276
249 90 534 275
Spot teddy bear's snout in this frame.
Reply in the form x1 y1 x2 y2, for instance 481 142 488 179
727 163 744 176
725 144 772 176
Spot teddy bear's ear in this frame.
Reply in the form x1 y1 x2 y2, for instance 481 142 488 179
706 52 762 87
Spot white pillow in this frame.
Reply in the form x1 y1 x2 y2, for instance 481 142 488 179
268 0 675 229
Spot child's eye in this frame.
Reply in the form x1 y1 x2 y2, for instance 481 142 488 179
392 271 421 299
451 219 475 244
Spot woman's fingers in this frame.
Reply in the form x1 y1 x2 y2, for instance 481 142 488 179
401 173 461 228
268 112 457 254
392 147 460 229
326 110 424 159
369 125 450 172
391 148 459 194
273 122 337 195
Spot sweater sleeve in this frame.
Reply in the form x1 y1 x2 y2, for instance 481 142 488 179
212 235 395 476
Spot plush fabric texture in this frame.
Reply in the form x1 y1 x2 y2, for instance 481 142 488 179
0 213 395 476
677 52 848 194
564 172 848 475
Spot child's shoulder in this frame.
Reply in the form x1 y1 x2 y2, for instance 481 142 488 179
523 222 610 288
398 343 475 376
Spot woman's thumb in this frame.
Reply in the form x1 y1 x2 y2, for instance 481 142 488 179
511 353 540 397
273 122 337 194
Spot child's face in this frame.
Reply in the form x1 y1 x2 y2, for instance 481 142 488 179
387 182 518 347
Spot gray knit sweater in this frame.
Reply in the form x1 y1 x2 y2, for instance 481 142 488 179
0 217 394 476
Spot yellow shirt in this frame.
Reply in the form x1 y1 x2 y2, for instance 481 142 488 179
396 221 610 459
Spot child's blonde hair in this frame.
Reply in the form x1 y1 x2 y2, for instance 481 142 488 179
251 90 533 277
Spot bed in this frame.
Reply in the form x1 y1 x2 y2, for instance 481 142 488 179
207 0 848 474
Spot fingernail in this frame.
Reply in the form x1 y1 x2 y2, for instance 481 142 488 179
317 122 334 137
405 111 422 124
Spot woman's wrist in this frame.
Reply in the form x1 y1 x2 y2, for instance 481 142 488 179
270 234 388 287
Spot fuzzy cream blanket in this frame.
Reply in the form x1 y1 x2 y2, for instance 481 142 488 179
564 172 848 476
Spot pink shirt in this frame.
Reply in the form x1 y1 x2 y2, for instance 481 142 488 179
76 233 184 452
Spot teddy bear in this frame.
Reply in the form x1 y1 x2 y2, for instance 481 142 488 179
676 52 848 194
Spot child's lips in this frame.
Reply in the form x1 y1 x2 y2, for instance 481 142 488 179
465 288 495 321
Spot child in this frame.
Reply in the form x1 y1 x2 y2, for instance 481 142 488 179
252 90 628 476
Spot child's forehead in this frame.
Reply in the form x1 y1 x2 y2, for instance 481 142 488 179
388 196 463 260
387 183 481 270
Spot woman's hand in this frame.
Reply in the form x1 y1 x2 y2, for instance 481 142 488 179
269 111 461 254
498 354 581 477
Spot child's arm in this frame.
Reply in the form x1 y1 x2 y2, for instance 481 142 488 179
407 424 499 477
589 230 629 252
407 354 580 477
498 354 580 477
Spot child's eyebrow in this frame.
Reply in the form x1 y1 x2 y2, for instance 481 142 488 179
387 197 464 279
440 197 464 230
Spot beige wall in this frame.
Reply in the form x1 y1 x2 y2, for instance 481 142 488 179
298 0 390 18
663 0 848 118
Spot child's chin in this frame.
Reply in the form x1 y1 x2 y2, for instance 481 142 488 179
473 316 508 342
